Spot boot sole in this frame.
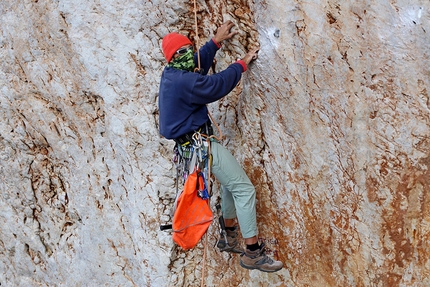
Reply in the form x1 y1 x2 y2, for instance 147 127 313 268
217 242 243 253
239 261 283 273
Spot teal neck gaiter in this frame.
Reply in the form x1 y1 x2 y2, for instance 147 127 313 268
168 49 195 72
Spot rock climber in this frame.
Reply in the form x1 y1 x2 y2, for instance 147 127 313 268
158 21 283 273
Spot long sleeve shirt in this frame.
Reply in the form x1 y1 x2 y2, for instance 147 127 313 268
158 39 246 139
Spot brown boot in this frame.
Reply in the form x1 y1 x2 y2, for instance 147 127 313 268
240 243 283 272
216 226 243 253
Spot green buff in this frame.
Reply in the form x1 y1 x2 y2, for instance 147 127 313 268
168 49 195 72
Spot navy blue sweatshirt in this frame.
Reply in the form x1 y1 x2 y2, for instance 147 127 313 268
158 39 246 139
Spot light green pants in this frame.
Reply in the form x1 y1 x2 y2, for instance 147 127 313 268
210 140 257 239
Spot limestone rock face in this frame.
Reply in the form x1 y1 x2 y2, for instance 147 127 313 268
1 0 429 286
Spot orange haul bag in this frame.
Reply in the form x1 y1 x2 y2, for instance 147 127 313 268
172 169 213 250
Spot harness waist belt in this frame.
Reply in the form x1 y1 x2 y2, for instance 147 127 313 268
174 122 213 146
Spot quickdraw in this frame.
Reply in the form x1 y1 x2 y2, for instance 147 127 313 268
174 132 209 180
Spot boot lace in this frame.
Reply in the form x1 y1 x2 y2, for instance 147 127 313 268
255 243 275 265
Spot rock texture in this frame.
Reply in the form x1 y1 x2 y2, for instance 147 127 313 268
1 0 429 286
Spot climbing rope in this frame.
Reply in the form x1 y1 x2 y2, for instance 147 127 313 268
190 0 227 285
199 106 223 287
193 0 202 74
192 1 209 286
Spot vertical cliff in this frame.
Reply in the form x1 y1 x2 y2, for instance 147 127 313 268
1 0 429 286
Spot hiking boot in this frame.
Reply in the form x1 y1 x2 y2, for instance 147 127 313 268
240 243 283 272
216 226 243 253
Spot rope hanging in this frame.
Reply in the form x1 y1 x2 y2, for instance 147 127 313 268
193 0 202 74
191 2 207 286
191 1 226 285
